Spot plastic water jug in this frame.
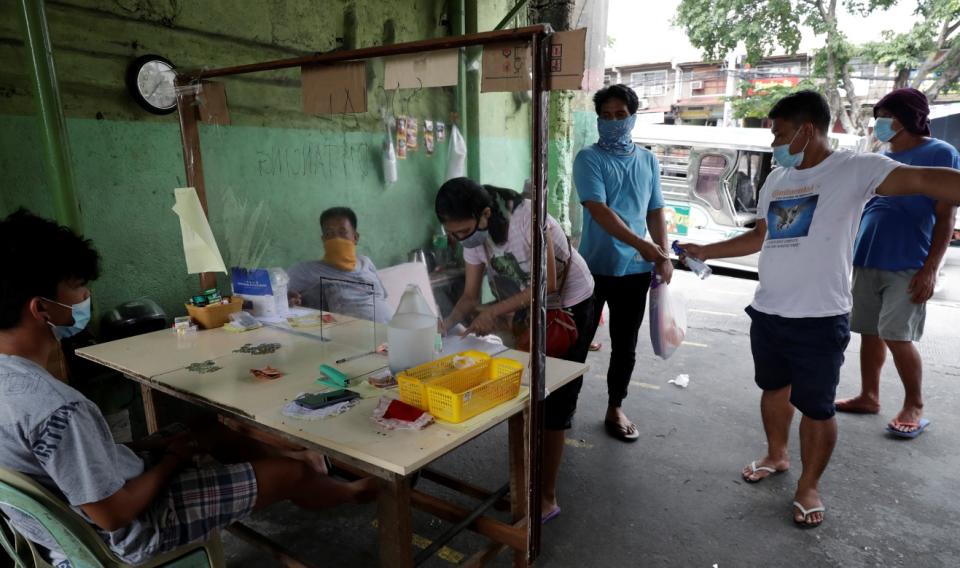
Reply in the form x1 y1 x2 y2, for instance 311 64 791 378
388 284 437 373
247 268 290 319
269 268 290 317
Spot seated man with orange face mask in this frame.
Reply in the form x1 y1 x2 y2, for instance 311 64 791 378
287 207 391 323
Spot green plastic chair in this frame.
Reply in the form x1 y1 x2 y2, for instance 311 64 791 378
0 467 225 568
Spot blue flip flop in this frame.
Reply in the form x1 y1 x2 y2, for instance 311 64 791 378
542 507 561 525
886 418 930 439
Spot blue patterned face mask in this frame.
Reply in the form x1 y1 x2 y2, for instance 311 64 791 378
597 114 637 155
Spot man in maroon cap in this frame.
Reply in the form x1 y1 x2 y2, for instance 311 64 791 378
836 88 960 438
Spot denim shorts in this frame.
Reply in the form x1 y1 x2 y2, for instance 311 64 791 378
745 306 851 420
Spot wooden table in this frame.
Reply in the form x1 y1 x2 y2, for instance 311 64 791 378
76 316 586 567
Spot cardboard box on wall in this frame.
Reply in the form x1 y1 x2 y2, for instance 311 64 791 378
198 81 231 125
548 28 587 90
384 49 459 90
480 28 588 92
302 61 368 114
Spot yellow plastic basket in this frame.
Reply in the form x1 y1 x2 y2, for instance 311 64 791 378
397 350 491 410
426 358 523 423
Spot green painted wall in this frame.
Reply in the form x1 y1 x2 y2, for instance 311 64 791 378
0 0 605 320
570 107 600 237
476 0 532 194
1 0 454 320
0 113 53 218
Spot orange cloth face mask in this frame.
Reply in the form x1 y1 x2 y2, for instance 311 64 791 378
323 238 358 272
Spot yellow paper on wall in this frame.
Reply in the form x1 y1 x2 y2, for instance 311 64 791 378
172 187 227 274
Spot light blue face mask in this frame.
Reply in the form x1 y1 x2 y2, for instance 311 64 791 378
874 117 898 143
772 128 809 169
457 219 489 249
43 297 91 340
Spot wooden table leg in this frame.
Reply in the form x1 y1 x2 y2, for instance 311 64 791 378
377 474 413 568
508 409 529 568
140 383 159 435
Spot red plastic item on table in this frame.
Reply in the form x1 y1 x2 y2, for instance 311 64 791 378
382 399 426 422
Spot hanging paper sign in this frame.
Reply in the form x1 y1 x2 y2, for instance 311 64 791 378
301 61 368 114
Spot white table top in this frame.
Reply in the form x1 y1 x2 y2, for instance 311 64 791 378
76 320 587 476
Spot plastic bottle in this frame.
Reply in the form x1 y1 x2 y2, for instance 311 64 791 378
432 225 449 269
672 241 712 280
388 284 438 373
383 135 398 185
268 267 290 317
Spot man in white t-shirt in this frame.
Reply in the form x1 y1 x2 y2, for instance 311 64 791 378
679 90 960 528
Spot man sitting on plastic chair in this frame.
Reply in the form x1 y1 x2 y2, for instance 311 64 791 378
287 207 391 323
0 210 376 566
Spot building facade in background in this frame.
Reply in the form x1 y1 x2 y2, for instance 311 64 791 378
606 52 956 129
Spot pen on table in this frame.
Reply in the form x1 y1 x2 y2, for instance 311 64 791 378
335 350 378 365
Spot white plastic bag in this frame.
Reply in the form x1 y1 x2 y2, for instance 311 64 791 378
383 134 398 184
446 124 467 181
649 277 687 360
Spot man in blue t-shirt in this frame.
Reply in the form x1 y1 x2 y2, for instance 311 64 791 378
573 84 672 442
836 88 959 439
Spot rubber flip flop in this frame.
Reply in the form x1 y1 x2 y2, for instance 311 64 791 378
604 420 639 442
542 507 561 525
886 418 930 439
742 460 783 484
792 501 825 528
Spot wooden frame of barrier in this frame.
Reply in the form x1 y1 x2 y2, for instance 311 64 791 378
170 25 555 566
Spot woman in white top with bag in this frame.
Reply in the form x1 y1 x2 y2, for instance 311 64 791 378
435 177 595 524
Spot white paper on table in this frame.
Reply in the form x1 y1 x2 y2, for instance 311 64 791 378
256 306 314 325
440 325 508 357
172 187 227 274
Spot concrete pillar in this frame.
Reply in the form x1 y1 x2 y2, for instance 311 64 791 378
533 0 608 232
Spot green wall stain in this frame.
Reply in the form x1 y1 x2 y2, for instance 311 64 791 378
0 114 53 218
1 114 451 321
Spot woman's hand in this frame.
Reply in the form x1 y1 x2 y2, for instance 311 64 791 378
463 307 498 337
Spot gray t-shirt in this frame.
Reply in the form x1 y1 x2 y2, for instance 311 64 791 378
288 256 391 323
0 354 164 564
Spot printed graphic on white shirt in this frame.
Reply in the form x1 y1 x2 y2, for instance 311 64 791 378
767 194 819 240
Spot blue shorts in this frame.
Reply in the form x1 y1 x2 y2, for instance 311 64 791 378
745 306 851 420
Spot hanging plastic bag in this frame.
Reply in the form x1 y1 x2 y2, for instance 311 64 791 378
383 134 397 184
382 113 398 184
446 124 467 181
649 276 687 360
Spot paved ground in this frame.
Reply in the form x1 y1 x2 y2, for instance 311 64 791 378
223 263 960 567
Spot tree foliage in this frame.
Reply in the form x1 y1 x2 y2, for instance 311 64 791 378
729 79 821 119
861 0 960 95
675 0 960 133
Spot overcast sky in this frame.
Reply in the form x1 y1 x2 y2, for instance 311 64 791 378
605 0 922 66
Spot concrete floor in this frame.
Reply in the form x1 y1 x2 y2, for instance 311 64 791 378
223 265 960 567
